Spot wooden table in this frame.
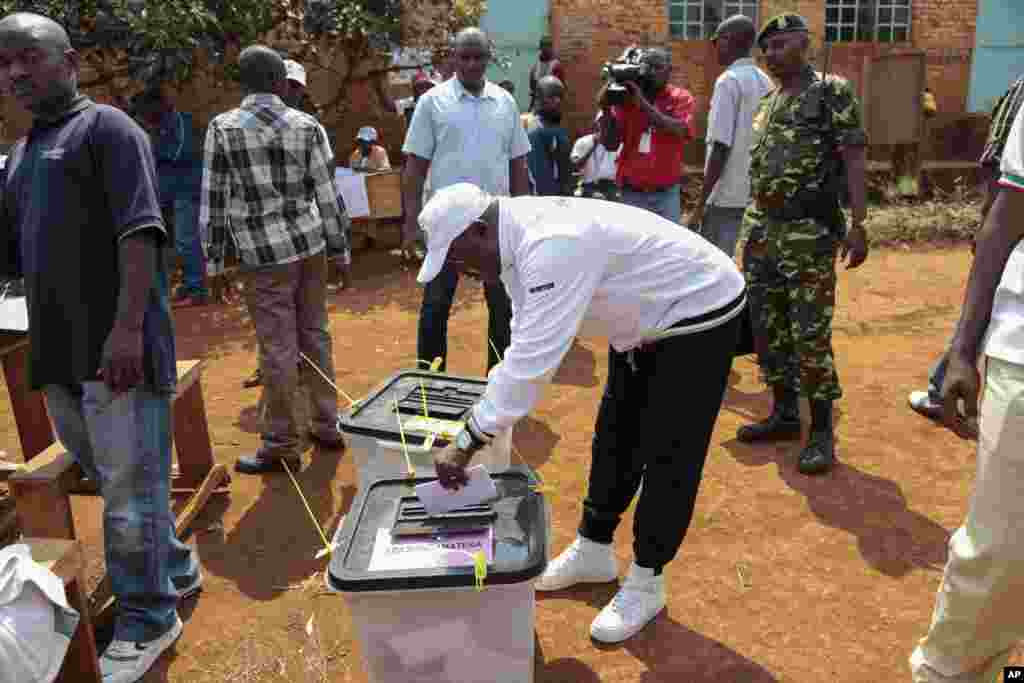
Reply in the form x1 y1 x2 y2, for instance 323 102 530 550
0 331 55 461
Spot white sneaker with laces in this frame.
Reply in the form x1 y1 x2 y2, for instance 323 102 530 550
536 535 618 592
101 614 183 683
590 563 666 643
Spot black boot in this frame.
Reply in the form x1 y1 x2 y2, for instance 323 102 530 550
798 400 836 475
737 385 802 443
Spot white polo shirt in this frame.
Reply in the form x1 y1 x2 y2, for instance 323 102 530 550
571 134 619 184
704 57 773 209
985 105 1024 365
471 197 747 434
402 77 531 197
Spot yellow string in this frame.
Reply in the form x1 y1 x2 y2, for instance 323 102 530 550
473 551 487 591
419 378 430 418
280 458 333 555
394 398 416 478
488 339 504 367
299 352 358 407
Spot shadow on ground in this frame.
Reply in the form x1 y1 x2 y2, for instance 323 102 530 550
193 445 354 600
538 584 777 682
722 439 950 576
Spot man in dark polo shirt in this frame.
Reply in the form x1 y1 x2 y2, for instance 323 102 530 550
0 12 199 682
602 47 695 223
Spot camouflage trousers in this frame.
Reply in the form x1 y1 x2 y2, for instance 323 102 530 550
742 212 842 402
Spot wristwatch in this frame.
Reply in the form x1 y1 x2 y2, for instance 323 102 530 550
455 427 485 455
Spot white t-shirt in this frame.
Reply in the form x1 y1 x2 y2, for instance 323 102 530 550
984 105 1024 365
571 135 619 184
471 197 746 434
704 58 773 209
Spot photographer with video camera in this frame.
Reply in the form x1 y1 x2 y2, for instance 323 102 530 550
600 47 694 222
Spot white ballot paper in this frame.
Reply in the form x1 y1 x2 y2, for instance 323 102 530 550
334 171 370 218
0 297 28 332
415 464 498 517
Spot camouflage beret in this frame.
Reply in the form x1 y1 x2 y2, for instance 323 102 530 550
757 13 810 46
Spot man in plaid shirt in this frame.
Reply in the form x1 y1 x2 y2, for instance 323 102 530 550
200 45 350 474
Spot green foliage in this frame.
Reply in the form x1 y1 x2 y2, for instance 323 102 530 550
0 0 483 85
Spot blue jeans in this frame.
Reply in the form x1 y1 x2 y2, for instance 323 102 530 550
417 262 512 373
928 315 967 401
173 195 206 297
44 382 197 642
928 354 949 402
620 184 682 223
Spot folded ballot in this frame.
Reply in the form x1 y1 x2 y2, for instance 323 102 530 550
415 465 498 516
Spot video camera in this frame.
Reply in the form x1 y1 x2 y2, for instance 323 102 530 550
601 46 651 106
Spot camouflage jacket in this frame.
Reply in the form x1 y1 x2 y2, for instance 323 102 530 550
748 66 867 207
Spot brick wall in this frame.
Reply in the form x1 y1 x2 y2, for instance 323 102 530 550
551 0 982 161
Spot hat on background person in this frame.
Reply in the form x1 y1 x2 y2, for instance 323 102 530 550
757 13 810 47
416 183 493 283
356 126 378 143
284 59 307 87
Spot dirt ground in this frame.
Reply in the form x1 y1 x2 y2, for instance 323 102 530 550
2 244 1022 682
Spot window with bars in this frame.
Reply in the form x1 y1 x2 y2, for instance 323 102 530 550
668 1 758 40
825 0 911 43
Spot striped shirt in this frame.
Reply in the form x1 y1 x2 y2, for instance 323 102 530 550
980 75 1024 169
199 94 349 270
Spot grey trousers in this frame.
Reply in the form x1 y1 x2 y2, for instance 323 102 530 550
700 204 747 257
243 251 338 457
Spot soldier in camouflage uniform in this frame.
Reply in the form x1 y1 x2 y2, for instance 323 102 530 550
736 14 869 474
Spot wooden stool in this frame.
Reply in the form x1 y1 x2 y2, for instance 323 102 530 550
22 538 102 683
8 361 230 618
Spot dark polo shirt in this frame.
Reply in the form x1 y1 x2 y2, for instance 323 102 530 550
0 97 176 392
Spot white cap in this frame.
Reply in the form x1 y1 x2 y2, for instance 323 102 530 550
356 126 378 142
284 59 307 86
416 183 493 284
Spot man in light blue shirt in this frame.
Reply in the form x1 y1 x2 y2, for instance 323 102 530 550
401 27 531 372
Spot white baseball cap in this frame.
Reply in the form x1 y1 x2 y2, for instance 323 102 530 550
356 126 378 142
284 59 307 86
416 183 493 284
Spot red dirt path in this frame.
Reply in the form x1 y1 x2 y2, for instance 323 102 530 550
2 245 1021 682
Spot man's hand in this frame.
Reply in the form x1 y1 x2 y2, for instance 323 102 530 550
841 223 869 269
940 350 981 440
434 442 473 490
99 325 144 393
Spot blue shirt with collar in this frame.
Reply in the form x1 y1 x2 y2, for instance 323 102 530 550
402 77 531 197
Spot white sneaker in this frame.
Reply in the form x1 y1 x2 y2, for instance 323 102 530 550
908 390 943 420
590 563 666 643
101 614 183 683
536 536 618 592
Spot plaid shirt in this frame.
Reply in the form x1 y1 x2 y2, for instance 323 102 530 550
980 76 1024 169
199 94 349 270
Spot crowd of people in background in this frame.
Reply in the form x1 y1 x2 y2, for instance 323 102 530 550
3 7 1024 683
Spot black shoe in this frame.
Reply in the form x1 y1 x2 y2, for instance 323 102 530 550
797 431 835 475
234 453 301 475
243 368 262 388
737 413 802 443
737 385 801 443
